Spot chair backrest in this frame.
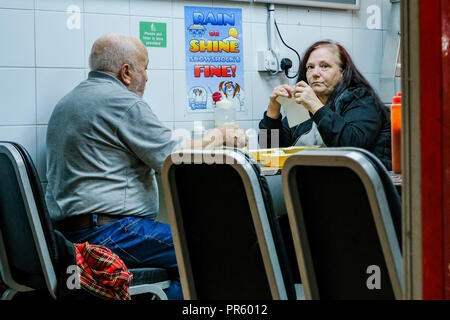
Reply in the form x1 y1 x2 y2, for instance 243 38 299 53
162 148 295 300
0 142 59 298
316 147 402 245
282 149 403 300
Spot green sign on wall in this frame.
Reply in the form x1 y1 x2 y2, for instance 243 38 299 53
140 22 167 48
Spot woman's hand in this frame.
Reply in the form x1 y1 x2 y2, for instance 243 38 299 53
267 84 293 119
293 81 324 114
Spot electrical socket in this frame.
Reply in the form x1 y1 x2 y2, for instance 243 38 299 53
257 50 279 72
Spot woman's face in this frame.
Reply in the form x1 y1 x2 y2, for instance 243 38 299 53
305 46 343 99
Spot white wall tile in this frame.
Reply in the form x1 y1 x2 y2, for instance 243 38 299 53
130 16 173 70
0 126 37 162
85 0 130 15
0 68 36 125
250 23 267 71
35 10 84 68
321 26 353 56
143 69 174 122
84 13 130 68
381 0 393 30
130 0 169 17
35 0 83 11
379 77 395 104
236 71 253 120
251 71 285 120
212 0 251 23
363 73 381 95
352 28 383 74
0 9 35 67
173 18 185 70
173 70 188 120
235 120 253 130
394 77 401 95
173 0 213 19
287 6 321 26
36 68 85 124
36 125 47 181
270 5 288 25
242 22 252 72
0 0 33 9
250 3 268 23
321 8 353 28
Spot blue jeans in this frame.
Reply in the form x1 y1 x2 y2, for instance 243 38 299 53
62 215 183 300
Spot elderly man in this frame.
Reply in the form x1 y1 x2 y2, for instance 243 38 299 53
45 34 246 300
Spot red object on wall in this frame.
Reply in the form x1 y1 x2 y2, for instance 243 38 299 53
441 0 450 301
420 0 448 300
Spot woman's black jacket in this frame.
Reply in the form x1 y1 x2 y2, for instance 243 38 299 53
258 87 392 170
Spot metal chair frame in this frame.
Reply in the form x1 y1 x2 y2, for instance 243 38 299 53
282 149 403 300
162 148 289 300
0 142 170 300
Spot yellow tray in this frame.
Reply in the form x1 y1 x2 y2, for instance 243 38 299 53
259 153 289 167
247 146 320 162
247 146 320 161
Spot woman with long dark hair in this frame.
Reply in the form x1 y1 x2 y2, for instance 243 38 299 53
259 40 392 170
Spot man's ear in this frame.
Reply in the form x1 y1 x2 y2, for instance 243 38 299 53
119 64 132 86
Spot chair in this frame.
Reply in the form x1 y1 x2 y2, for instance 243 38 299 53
282 148 403 300
161 148 297 300
319 147 402 244
0 142 170 300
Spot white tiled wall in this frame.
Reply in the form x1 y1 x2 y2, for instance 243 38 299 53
0 0 394 184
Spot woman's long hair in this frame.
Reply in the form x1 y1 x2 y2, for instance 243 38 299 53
297 40 389 120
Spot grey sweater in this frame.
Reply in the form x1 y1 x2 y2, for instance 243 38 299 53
46 71 180 221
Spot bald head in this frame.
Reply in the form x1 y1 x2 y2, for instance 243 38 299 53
89 34 149 97
89 33 147 74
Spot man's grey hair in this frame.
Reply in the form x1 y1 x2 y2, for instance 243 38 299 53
89 34 140 73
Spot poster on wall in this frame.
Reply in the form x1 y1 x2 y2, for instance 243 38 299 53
184 6 245 112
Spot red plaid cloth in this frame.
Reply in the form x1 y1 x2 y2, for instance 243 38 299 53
75 242 133 300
